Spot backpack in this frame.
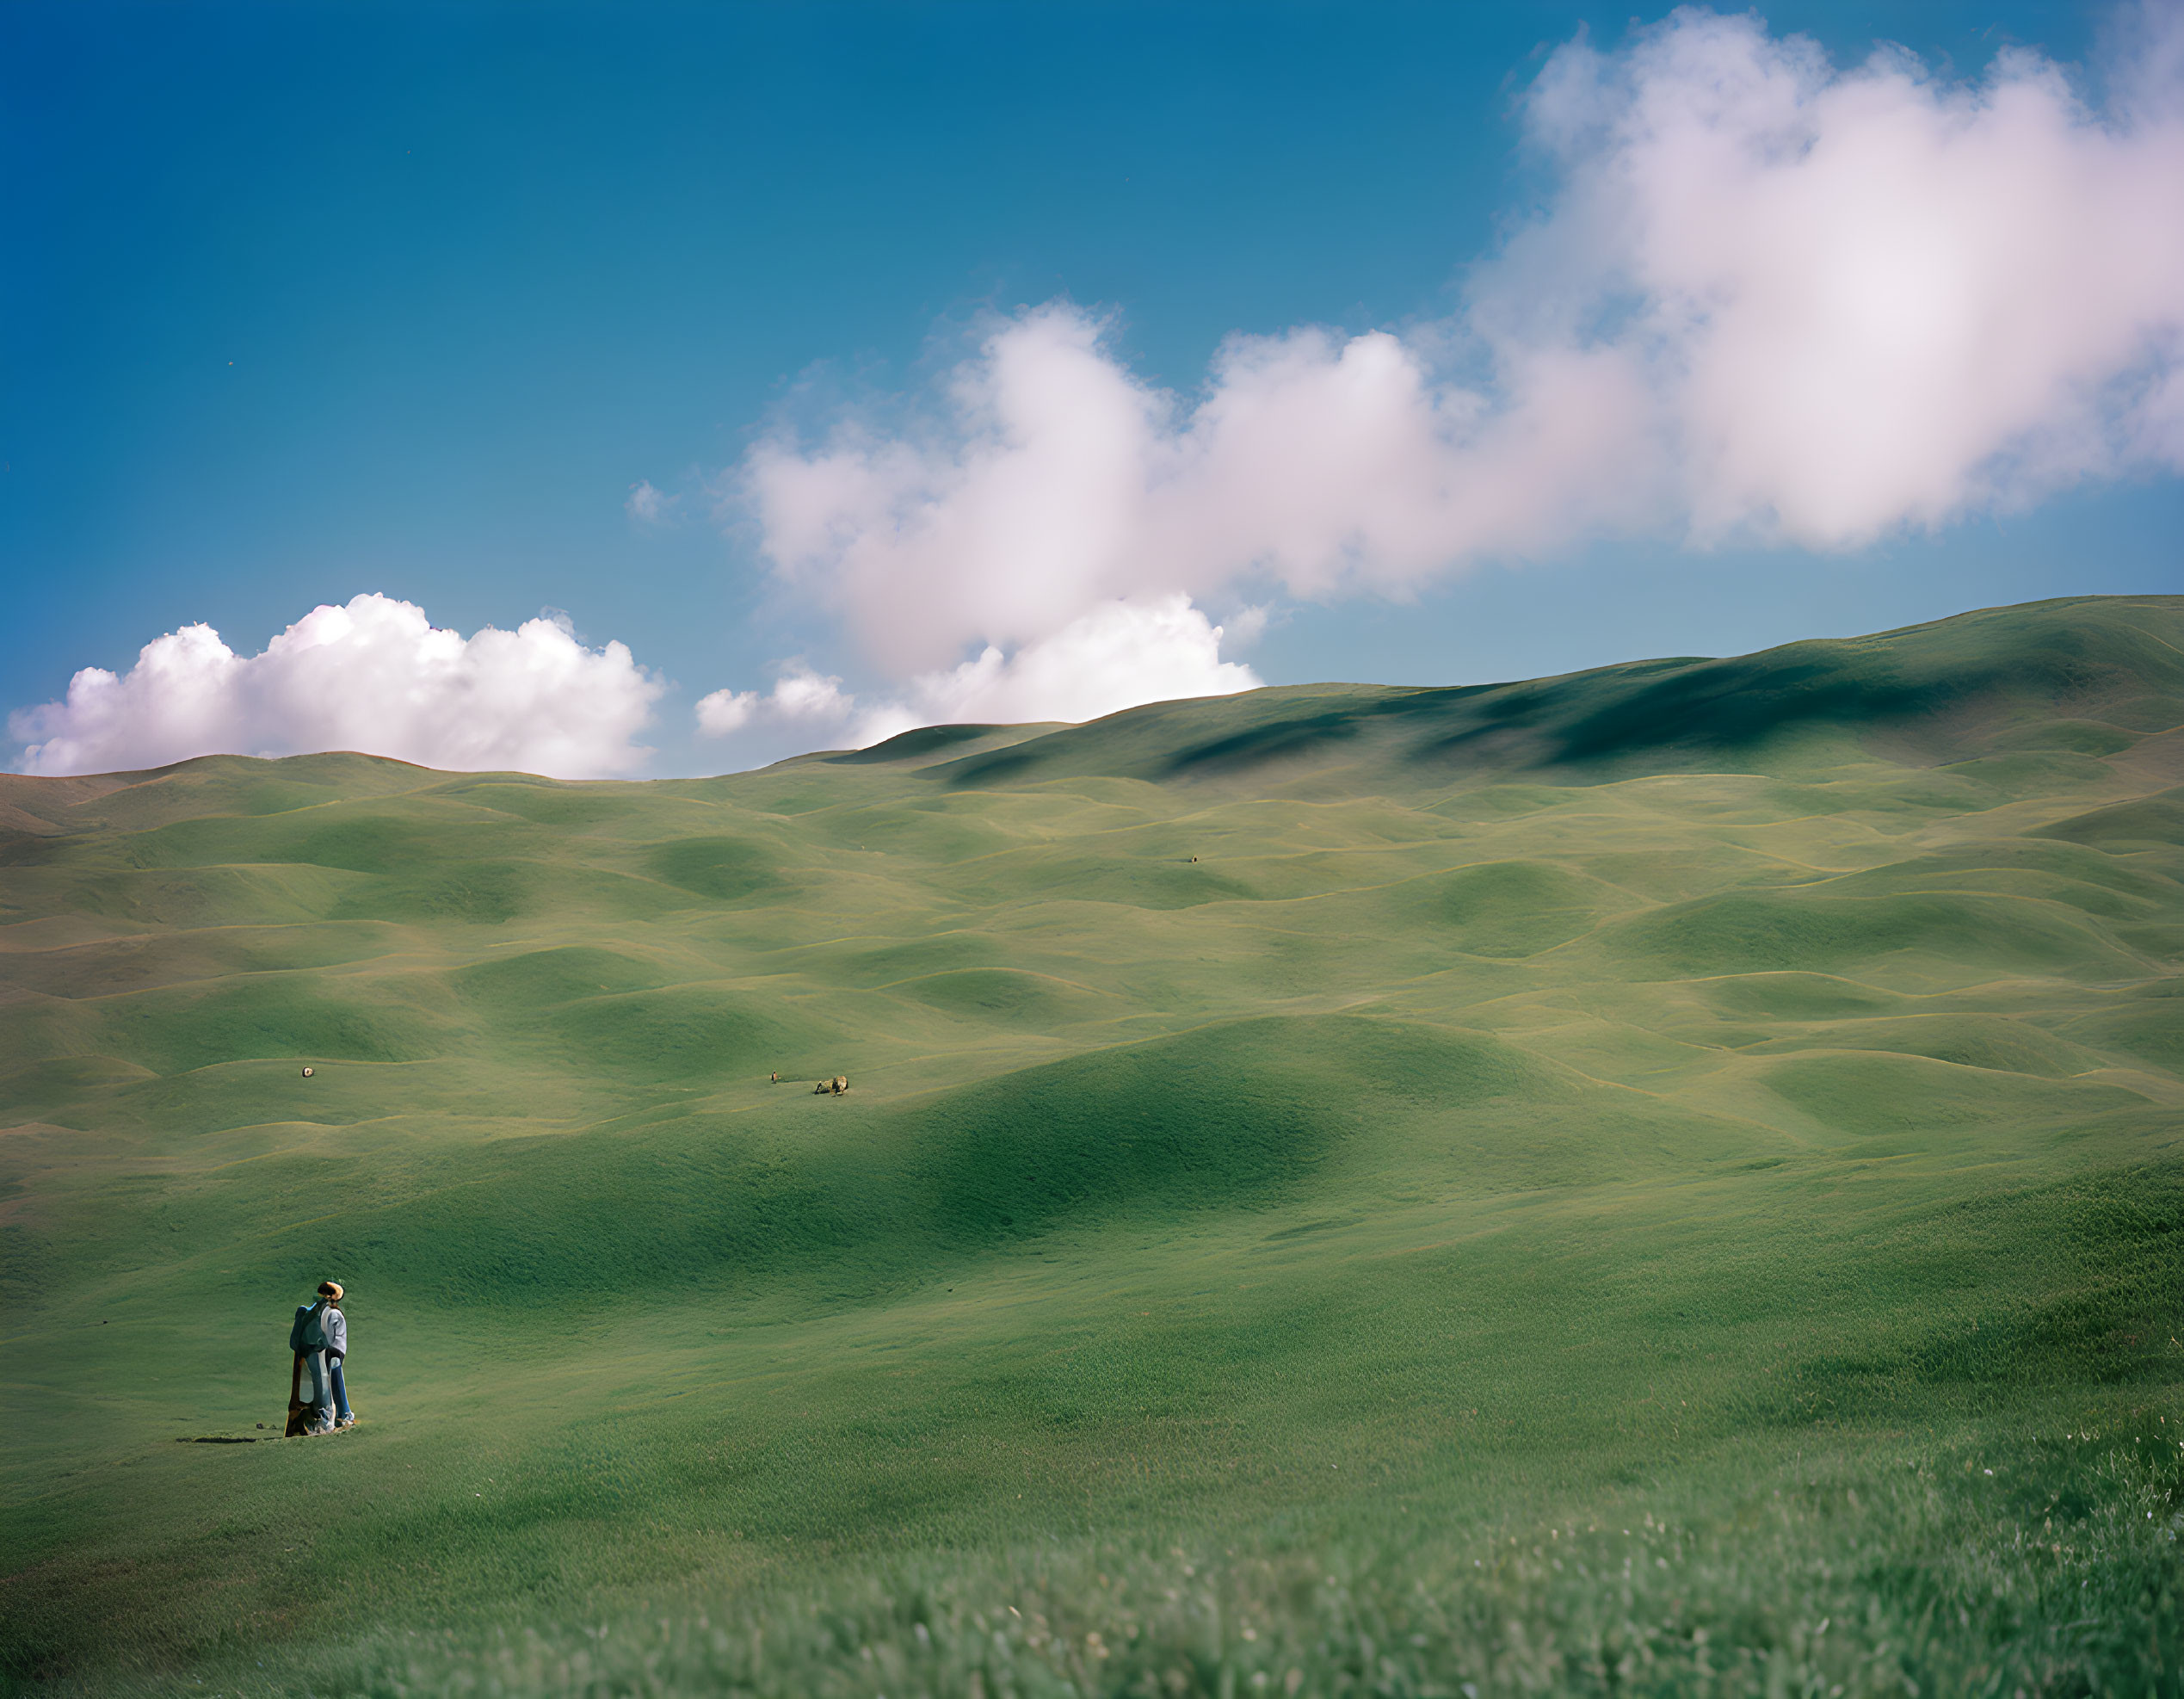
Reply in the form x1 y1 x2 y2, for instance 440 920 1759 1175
288 1301 327 1354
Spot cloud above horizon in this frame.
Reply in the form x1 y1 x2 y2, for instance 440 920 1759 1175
695 596 1261 751
727 4 2184 729
11 594 663 779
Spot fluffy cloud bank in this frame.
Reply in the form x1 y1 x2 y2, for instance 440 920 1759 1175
12 594 663 779
696 596 1260 750
732 5 2184 722
1518 3 2184 543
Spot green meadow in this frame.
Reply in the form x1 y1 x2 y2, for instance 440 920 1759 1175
3 594 2181 1696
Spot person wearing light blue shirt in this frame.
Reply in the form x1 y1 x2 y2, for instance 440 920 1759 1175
322 1290 353 1429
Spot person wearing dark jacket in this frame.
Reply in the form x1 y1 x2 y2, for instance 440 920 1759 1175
287 1280 345 1435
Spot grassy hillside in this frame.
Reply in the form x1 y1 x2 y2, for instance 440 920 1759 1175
3 594 2181 1696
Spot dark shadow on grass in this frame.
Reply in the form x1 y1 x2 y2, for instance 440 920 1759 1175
827 725 1009 765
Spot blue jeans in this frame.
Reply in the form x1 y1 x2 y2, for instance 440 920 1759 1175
328 1355 351 1424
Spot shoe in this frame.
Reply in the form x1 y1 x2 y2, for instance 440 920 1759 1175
336 1416 356 1429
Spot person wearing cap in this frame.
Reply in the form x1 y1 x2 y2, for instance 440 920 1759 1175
322 1283 354 1430
287 1281 349 1435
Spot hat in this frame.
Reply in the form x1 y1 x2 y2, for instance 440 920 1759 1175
318 1280 344 1300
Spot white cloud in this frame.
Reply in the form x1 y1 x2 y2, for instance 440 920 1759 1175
899 596 1259 729
693 597 1261 751
1518 5 2184 543
737 7 2184 665
691 686 758 737
743 306 1178 676
694 664 858 739
626 479 673 525
1223 605 1270 652
10 594 663 779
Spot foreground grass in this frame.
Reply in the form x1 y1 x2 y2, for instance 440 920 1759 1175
9 1147 2180 1695
135 1407 2184 1697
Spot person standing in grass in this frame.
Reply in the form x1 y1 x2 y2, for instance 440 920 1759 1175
323 1284 354 1430
287 1280 344 1435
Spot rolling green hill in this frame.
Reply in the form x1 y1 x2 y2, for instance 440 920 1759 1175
3 595 2181 1696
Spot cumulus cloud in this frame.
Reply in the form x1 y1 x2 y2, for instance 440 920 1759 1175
694 664 858 738
626 479 673 525
11 594 663 779
899 596 1260 729
1518 3 2184 541
696 597 1262 750
736 5 2184 687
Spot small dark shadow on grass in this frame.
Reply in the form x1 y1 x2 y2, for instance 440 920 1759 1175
1258 1216 1359 1243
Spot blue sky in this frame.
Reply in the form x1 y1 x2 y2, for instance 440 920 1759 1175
5 0 2179 777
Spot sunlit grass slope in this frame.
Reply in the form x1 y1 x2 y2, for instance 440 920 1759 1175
3 595 2182 1696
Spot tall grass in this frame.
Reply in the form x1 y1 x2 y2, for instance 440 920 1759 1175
190 1412 2184 1697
